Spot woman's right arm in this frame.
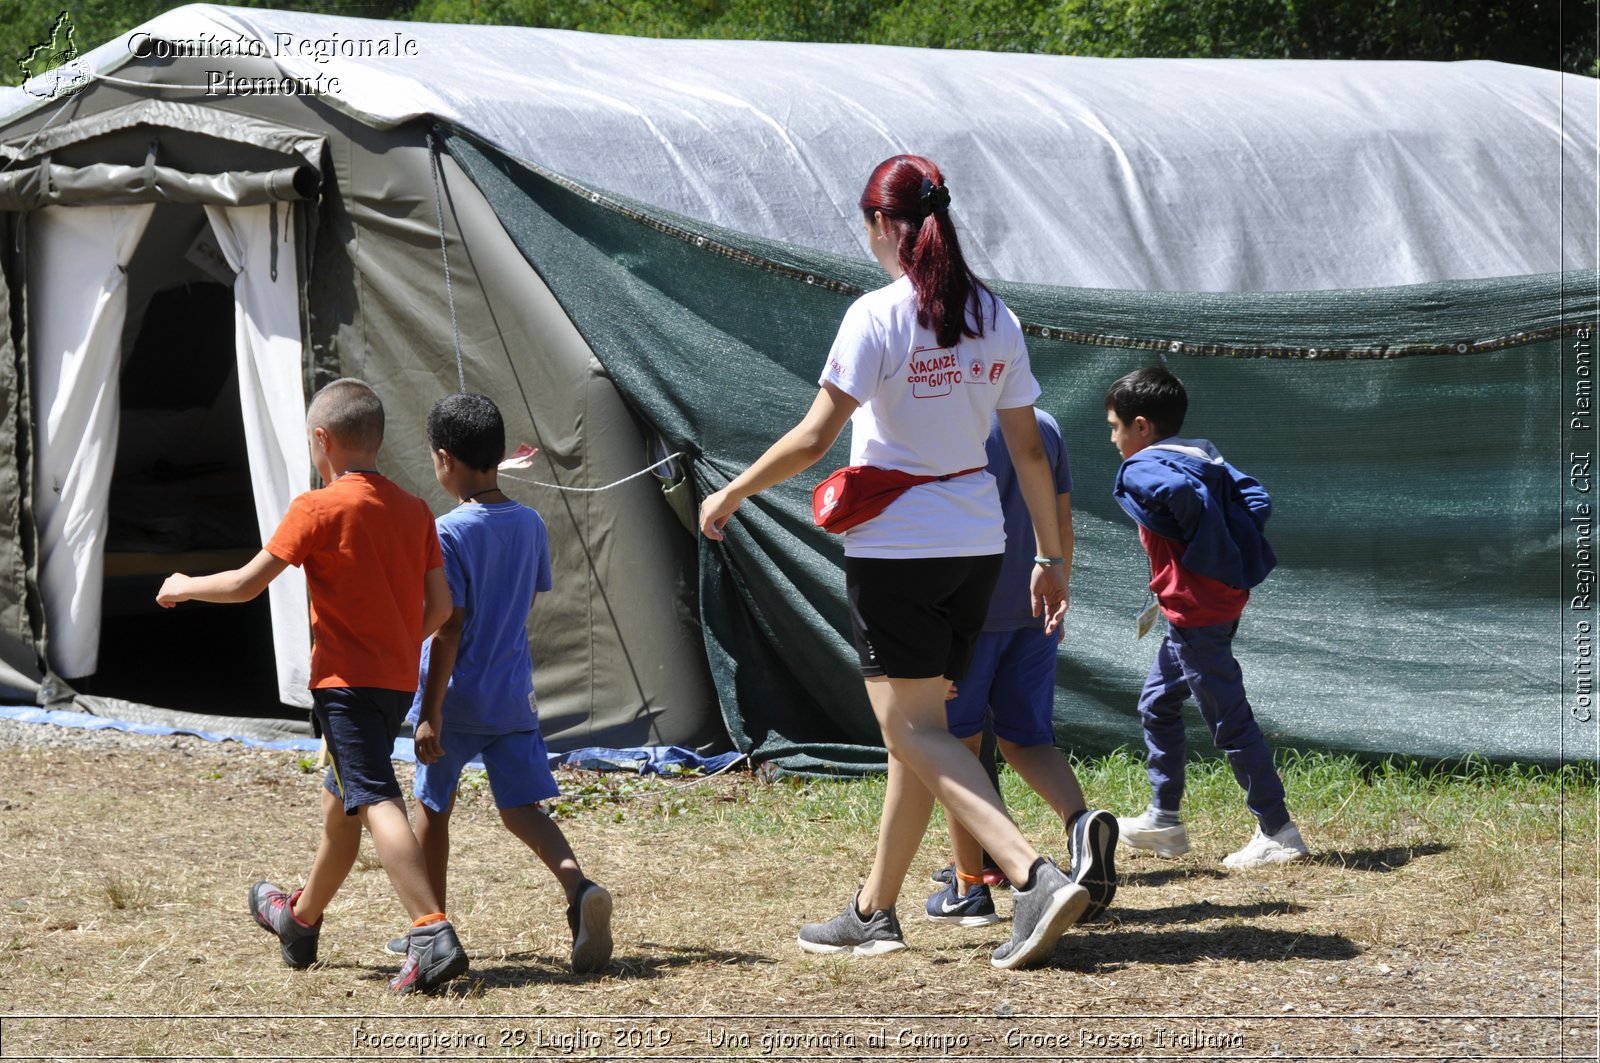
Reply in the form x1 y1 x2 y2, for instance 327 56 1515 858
698 383 859 540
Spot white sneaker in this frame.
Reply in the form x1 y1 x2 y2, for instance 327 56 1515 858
1116 809 1191 858
1224 822 1309 869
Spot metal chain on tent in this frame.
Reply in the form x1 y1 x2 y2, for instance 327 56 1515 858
499 452 686 494
425 129 466 393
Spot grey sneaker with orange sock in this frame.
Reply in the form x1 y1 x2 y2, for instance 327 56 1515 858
390 919 469 994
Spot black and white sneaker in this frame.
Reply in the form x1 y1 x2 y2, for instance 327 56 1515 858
925 881 1000 926
1069 809 1119 920
990 859 1088 970
567 879 614 974
798 893 907 956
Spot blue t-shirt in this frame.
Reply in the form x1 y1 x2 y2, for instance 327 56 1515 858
410 500 554 734
984 409 1073 632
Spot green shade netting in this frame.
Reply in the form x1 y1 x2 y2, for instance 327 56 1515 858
447 130 1595 776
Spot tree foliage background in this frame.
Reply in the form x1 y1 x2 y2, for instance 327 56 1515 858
3 0 1594 86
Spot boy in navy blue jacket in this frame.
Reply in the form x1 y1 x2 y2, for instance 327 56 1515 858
1105 366 1309 869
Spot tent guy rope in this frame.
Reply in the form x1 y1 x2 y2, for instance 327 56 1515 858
500 453 686 494
426 130 467 393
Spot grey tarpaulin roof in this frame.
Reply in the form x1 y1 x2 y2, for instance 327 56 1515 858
5 4 1593 292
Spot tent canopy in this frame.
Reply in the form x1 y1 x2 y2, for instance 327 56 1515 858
0 8 1592 771
5 5 1592 291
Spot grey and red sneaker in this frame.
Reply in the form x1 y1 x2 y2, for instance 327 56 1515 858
248 881 320 968
389 920 469 994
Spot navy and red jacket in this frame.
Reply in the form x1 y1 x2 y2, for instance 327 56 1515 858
1114 438 1276 625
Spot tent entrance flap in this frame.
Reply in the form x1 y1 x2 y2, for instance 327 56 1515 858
29 200 311 711
29 203 155 681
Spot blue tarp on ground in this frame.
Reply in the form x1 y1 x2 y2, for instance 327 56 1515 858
0 705 745 775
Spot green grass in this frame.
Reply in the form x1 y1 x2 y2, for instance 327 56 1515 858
551 748 1597 862
537 749 1594 957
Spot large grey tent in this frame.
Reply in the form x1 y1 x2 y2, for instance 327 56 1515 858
0 5 1594 769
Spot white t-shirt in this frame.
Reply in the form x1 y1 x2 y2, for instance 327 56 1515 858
819 275 1041 558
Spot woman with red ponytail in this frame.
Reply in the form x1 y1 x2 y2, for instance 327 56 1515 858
700 155 1096 969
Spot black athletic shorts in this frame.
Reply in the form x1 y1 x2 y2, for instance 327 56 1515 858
311 686 411 815
844 554 1003 680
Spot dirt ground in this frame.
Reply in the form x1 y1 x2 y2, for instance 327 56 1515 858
0 728 1595 1061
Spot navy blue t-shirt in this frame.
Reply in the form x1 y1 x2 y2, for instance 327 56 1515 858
984 409 1073 632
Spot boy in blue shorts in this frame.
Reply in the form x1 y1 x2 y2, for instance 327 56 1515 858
398 393 614 974
158 378 469 994
927 410 1119 925
1104 366 1309 869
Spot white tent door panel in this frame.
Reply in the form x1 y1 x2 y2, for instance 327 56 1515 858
204 204 312 708
29 204 155 679
29 203 312 706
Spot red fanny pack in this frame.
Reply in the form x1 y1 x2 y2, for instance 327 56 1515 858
812 465 985 534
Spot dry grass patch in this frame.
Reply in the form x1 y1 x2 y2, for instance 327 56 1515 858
0 731 1593 1060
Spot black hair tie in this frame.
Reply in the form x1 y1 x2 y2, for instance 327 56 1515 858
919 177 950 218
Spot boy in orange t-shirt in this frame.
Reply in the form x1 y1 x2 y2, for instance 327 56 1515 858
158 378 467 994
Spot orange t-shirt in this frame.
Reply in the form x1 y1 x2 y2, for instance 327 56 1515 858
266 473 443 691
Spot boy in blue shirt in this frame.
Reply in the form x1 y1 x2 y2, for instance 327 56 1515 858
1105 366 1309 869
927 410 1118 924
398 393 614 972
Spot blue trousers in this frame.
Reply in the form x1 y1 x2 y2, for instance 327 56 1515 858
1137 619 1289 835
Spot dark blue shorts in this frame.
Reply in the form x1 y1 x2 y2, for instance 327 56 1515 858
943 624 1060 746
414 727 561 812
311 687 411 815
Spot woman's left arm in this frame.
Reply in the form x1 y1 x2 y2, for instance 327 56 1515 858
998 405 1069 633
698 383 860 541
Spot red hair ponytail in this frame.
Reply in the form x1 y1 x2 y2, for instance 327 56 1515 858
859 155 992 349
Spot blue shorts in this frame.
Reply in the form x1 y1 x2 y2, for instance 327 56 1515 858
943 625 1060 747
414 727 561 812
312 687 410 815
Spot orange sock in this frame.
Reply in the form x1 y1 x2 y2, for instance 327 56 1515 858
411 912 447 928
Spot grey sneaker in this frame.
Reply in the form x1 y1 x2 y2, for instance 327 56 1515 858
389 920 469 994
798 893 907 956
567 879 614 974
383 936 407 956
1117 807 1191 857
990 860 1088 970
248 882 320 968
1069 810 1119 920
